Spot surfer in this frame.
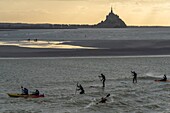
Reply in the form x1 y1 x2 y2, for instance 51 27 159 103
99 97 107 103
131 71 137 83
160 74 167 81
98 73 106 87
97 94 110 104
76 83 85 94
21 86 29 95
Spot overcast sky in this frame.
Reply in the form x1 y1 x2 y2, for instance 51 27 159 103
0 0 170 26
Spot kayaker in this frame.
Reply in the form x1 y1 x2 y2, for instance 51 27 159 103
160 74 167 81
76 83 85 94
21 86 29 95
131 71 137 83
32 89 40 96
98 73 106 87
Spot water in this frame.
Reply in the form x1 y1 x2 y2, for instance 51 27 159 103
0 56 170 113
0 28 170 41
0 28 170 113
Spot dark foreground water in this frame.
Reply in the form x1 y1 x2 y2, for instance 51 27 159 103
0 56 170 113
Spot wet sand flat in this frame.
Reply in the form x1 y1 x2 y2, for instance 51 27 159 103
0 40 170 57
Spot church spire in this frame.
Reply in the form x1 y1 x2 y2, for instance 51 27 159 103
111 6 113 13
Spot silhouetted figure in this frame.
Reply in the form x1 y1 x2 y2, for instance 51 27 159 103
76 83 85 94
98 94 110 104
32 89 40 96
131 71 137 83
160 74 167 81
99 97 107 103
34 39 37 42
98 73 106 87
21 86 28 95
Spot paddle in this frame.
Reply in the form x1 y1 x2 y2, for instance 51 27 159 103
105 94 110 98
75 82 78 95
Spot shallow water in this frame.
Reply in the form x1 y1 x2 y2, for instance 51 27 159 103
0 28 170 41
0 28 170 112
0 56 170 113
0 40 96 49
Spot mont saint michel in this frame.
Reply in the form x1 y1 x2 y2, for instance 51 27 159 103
0 8 127 29
96 7 127 28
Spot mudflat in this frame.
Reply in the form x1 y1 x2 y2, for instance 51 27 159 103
0 40 170 57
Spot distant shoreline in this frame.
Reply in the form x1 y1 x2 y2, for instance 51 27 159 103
0 23 170 29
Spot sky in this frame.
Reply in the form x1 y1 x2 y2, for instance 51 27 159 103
0 0 170 26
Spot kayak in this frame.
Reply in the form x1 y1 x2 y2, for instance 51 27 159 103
7 93 45 98
154 80 170 82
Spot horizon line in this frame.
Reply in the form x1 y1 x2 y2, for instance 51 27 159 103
0 22 170 27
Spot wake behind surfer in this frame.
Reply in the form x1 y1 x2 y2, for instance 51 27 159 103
98 73 106 87
76 83 85 94
131 71 137 83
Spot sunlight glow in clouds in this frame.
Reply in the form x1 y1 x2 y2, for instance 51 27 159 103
0 0 170 26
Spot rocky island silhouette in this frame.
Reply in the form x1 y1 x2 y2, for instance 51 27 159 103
96 7 126 28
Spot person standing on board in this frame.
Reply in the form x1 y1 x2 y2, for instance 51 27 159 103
131 71 137 83
98 73 106 87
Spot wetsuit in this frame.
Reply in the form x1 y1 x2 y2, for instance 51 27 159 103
77 84 85 94
131 71 137 83
99 97 107 103
99 74 106 87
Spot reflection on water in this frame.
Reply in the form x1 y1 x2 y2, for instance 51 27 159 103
0 40 97 49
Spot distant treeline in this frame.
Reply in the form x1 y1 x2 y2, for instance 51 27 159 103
0 23 94 29
0 23 169 29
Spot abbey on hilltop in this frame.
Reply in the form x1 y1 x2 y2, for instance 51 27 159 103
96 7 127 28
